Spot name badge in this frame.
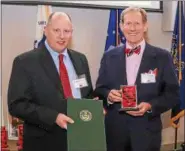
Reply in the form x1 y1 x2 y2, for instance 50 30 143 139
73 75 88 88
141 73 156 83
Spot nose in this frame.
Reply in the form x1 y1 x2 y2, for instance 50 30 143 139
59 31 65 38
130 24 136 31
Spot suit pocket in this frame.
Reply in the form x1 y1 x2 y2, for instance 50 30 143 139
24 123 47 138
140 82 158 90
139 83 158 98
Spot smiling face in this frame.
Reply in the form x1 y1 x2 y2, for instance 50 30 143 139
120 8 148 46
44 13 73 53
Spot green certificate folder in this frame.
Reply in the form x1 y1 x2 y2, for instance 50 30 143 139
67 98 106 151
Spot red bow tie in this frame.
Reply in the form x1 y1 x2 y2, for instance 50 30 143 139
125 45 141 57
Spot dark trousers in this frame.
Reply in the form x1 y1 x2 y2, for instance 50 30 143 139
23 126 67 151
105 111 161 151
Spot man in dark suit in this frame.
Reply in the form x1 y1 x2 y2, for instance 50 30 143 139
8 12 93 151
94 6 180 151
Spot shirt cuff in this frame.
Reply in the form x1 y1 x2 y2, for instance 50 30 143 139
147 109 152 113
107 98 114 105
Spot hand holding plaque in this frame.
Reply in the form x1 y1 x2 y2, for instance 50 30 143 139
119 85 139 111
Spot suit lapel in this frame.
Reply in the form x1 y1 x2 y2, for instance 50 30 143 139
39 45 64 95
111 46 127 86
67 49 84 76
120 45 128 85
67 49 87 97
135 43 157 85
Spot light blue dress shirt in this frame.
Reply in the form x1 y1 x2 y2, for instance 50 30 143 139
44 40 81 98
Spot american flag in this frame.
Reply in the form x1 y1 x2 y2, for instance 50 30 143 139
34 5 52 49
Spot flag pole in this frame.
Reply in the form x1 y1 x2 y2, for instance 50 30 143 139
116 9 119 46
174 127 178 150
178 1 182 82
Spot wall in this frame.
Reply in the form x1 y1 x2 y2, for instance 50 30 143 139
1 4 184 144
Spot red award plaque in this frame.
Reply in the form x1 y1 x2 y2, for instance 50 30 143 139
119 85 139 111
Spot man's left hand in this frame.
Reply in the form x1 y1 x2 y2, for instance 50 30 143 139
126 102 151 116
93 97 99 100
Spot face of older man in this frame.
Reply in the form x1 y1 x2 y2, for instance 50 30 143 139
120 11 147 46
44 13 73 53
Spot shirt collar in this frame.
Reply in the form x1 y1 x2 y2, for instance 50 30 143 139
125 39 146 55
126 39 145 49
44 40 68 57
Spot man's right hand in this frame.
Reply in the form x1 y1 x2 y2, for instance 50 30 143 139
108 89 122 103
56 113 74 129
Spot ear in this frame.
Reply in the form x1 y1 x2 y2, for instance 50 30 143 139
144 22 148 32
71 28 73 34
43 26 47 36
119 22 124 32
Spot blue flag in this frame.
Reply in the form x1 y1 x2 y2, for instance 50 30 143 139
170 1 185 128
105 9 126 52
103 9 126 114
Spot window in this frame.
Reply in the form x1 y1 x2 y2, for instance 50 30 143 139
57 1 162 12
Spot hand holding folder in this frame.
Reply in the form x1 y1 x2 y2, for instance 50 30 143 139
55 113 74 129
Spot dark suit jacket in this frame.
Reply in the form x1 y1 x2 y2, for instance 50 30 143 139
94 43 180 131
8 45 93 151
